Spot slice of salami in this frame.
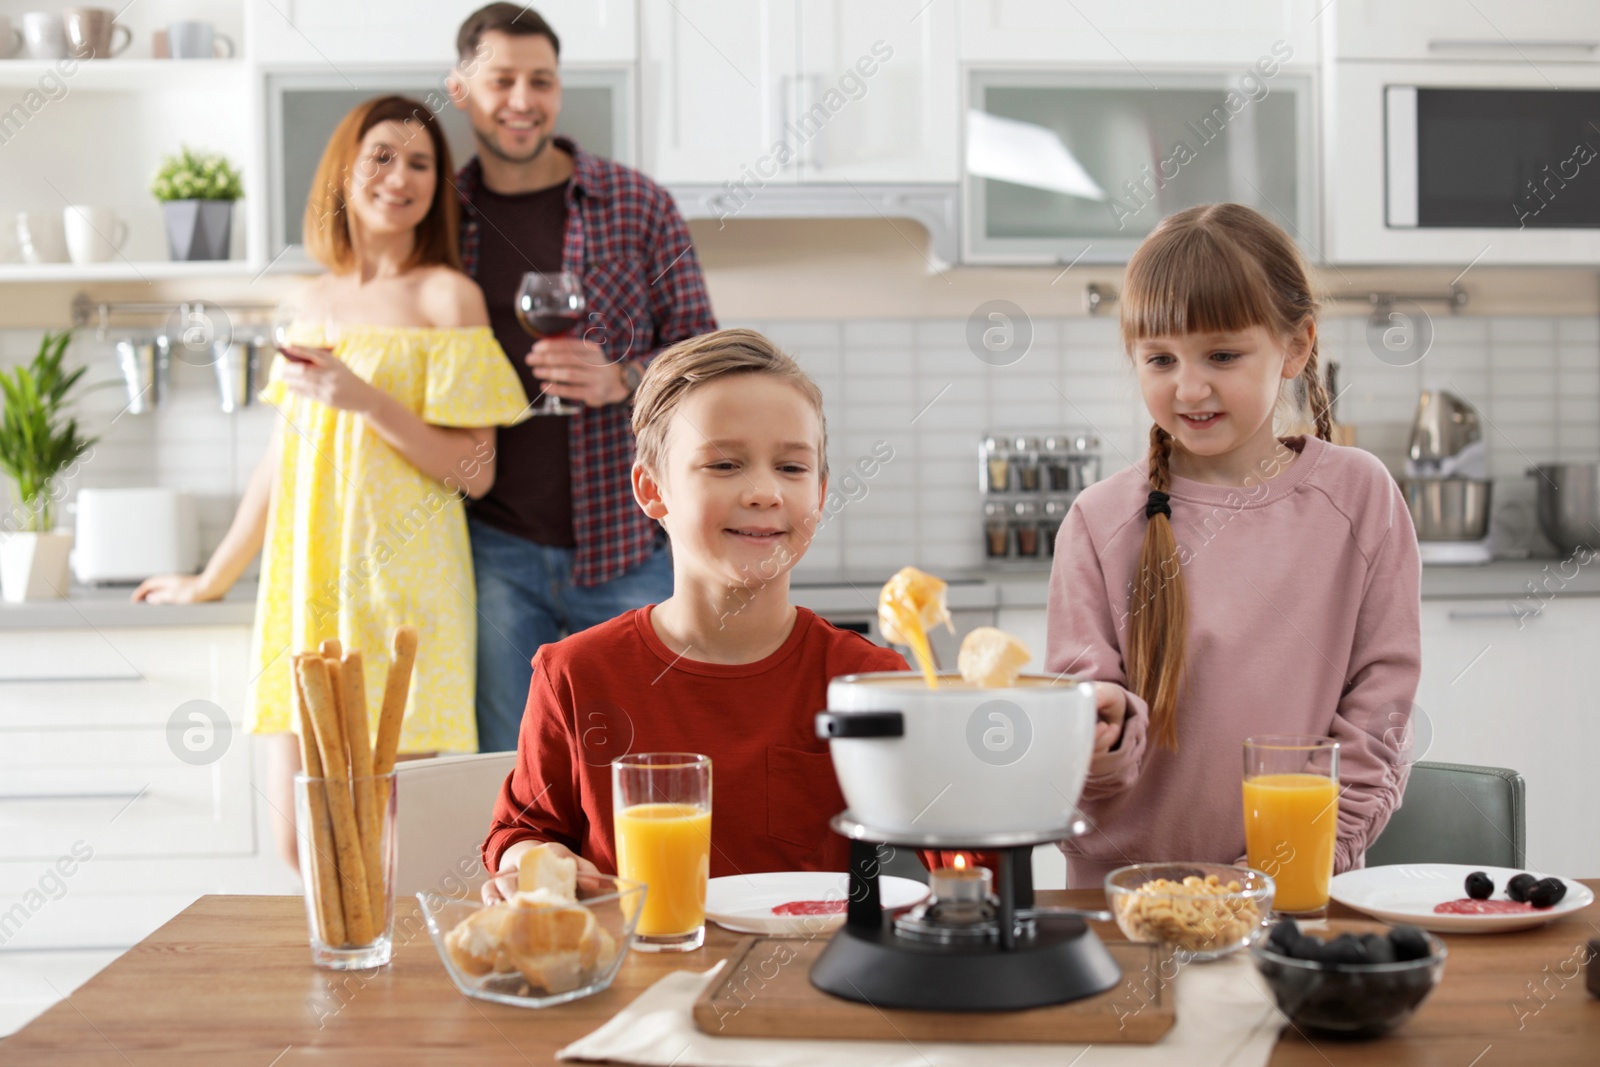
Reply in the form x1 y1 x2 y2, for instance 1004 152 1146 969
771 899 848 916
1433 898 1535 915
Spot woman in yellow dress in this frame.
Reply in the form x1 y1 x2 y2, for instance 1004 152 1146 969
134 95 530 870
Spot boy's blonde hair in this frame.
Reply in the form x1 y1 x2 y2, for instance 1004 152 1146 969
631 328 829 479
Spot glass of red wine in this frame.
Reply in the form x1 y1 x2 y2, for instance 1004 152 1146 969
516 271 586 417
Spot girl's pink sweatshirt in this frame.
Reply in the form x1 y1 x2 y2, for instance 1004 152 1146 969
1046 434 1422 888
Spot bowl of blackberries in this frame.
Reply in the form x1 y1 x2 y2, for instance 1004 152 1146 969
1250 919 1447 1038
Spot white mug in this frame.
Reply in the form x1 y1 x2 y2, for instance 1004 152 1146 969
63 206 128 264
168 20 234 59
21 12 68 60
15 211 68 264
0 16 25 59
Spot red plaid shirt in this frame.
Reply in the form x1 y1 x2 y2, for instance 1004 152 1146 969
457 139 716 586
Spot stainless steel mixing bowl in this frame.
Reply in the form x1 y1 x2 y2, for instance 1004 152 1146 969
1529 463 1600 556
1400 478 1491 541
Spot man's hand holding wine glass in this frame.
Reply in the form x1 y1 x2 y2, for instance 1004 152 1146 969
527 338 630 407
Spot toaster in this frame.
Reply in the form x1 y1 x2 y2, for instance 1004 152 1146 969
73 488 199 585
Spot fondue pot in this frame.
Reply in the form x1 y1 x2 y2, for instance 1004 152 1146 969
816 672 1097 836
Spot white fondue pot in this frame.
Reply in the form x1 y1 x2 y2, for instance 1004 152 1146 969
817 672 1098 837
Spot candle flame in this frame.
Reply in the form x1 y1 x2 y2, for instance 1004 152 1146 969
953 853 968 871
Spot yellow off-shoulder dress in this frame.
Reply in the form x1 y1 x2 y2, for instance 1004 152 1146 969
247 325 531 753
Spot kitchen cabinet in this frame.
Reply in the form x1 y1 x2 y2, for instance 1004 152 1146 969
956 0 1320 66
640 0 958 185
1414 597 1600 878
0 625 293 952
1331 0 1600 62
249 0 637 65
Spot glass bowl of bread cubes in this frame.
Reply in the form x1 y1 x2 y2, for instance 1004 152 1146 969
420 844 644 1008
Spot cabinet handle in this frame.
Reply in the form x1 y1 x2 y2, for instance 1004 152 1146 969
1428 38 1598 53
778 74 794 170
807 74 826 171
1446 608 1537 622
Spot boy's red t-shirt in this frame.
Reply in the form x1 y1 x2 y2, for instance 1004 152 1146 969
483 605 909 877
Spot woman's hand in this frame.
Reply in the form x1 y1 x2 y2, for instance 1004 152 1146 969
132 573 222 604
278 347 380 413
1088 681 1128 774
481 841 601 903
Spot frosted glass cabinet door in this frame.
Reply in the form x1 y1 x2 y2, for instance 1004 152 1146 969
640 0 802 185
964 69 1316 264
795 0 960 183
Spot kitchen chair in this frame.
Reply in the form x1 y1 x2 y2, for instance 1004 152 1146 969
392 751 517 897
1364 760 1526 869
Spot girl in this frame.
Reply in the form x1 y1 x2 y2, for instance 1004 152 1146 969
135 96 530 870
1047 203 1421 888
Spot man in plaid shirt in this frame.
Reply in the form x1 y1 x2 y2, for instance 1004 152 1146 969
450 4 716 751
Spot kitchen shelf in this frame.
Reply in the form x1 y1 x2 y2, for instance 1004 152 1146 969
0 59 248 89
0 261 263 283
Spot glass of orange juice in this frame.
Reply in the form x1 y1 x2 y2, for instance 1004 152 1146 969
613 753 712 952
1242 736 1340 918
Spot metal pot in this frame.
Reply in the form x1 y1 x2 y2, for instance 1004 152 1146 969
1400 478 1491 541
816 672 1096 837
1528 463 1600 556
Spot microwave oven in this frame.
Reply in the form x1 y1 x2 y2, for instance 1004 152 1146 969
1331 61 1600 264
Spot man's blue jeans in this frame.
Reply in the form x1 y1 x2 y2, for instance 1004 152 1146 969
469 516 674 753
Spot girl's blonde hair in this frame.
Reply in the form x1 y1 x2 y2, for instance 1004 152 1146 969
1120 203 1333 751
631 328 828 478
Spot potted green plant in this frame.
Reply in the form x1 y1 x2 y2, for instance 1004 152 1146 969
151 145 243 261
0 330 96 602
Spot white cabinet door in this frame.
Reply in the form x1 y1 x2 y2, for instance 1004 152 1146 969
640 0 801 185
252 0 636 65
795 0 958 182
1414 598 1600 878
957 0 1319 66
1333 0 1600 62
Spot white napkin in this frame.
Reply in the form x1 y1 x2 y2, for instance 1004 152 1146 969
558 952 1284 1067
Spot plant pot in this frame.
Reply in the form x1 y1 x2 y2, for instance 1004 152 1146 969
1 530 73 602
162 199 233 261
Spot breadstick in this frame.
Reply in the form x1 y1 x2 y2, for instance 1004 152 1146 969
323 653 350 774
320 638 342 660
371 626 418 861
373 626 417 776
292 655 346 948
342 651 386 927
295 654 374 946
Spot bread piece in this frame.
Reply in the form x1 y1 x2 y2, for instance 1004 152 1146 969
445 896 613 995
518 843 578 902
958 626 1032 688
444 905 516 977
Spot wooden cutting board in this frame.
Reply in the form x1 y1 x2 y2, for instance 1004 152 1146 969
692 936 1176 1044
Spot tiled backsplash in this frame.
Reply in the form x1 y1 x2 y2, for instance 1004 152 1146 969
2 314 1595 579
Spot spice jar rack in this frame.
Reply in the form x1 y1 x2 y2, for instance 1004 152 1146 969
980 432 1101 567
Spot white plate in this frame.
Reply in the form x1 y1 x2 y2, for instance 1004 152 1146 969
704 872 929 936
1330 863 1593 933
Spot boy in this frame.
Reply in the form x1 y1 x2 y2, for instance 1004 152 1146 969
482 329 907 892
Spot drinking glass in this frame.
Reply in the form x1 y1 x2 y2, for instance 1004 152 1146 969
1243 736 1340 918
612 753 712 952
271 297 336 367
294 771 397 970
516 271 584 416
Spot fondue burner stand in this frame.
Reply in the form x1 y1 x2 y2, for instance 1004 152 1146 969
810 813 1123 1011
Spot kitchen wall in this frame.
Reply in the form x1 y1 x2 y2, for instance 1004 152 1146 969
3 304 1594 580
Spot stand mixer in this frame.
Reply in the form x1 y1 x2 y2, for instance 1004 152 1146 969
1403 390 1493 565
811 672 1123 1011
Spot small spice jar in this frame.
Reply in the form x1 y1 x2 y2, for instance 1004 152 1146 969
984 500 1012 558
1041 435 1074 492
1042 498 1070 556
983 435 1012 493
1012 435 1042 492
1012 499 1042 557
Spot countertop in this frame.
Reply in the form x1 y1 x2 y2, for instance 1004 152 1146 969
2 559 1593 629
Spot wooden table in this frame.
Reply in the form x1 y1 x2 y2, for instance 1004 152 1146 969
3 885 1596 1065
